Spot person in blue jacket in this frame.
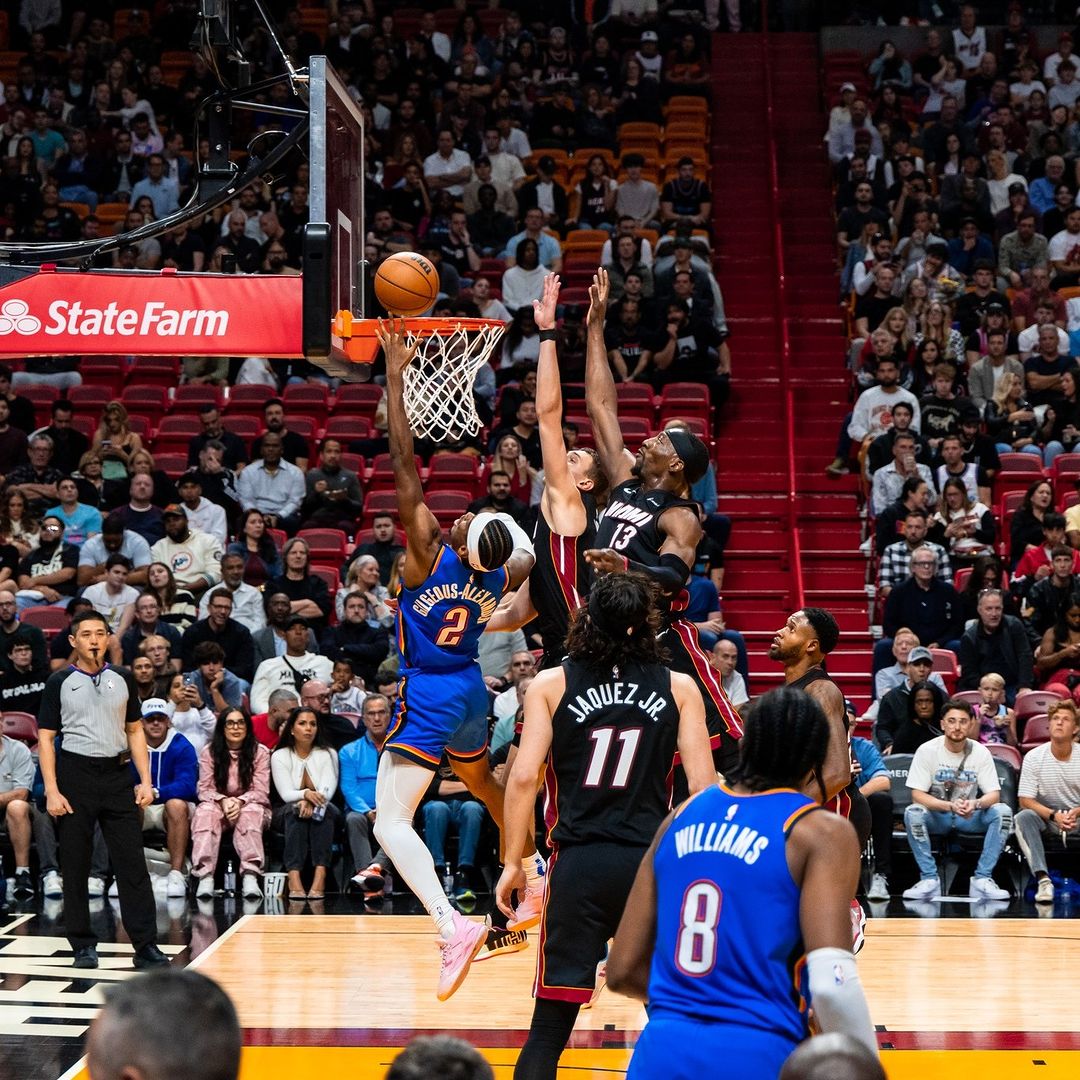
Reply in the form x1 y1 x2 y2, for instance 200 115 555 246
130 697 198 899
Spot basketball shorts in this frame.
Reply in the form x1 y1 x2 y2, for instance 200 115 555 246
535 842 647 1004
384 667 490 770
828 781 872 850
664 618 743 802
628 1017 798 1080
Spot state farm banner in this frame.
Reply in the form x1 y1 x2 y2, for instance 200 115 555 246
0 268 304 357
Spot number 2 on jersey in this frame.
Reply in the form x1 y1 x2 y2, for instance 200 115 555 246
435 605 470 648
582 726 642 788
675 881 722 977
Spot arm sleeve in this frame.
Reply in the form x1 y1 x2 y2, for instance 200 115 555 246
120 667 141 725
11 741 35 789
241 744 271 806
1017 751 1040 800
197 747 220 803
625 552 690 593
158 739 199 802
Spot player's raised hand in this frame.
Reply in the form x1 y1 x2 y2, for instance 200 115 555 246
375 317 419 379
495 863 527 921
533 273 561 330
587 267 609 330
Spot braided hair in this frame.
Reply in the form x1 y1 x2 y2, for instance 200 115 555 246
726 687 830 801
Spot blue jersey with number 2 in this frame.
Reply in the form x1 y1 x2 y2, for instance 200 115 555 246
396 545 511 673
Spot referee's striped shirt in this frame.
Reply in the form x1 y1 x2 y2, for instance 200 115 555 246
39 665 140 758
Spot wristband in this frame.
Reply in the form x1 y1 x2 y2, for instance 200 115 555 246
538 329 558 341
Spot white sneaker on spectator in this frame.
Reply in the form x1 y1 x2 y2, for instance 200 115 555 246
88 876 105 897
867 874 890 901
969 877 1008 901
107 879 119 899
165 870 187 898
196 876 215 899
42 871 63 898
902 877 940 901
242 873 262 899
1036 877 1055 904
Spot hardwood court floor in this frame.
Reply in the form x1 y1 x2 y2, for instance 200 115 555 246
60 915 1080 1079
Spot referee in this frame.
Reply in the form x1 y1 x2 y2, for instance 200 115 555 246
38 610 169 970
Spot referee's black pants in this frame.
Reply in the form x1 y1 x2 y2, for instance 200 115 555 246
57 751 158 953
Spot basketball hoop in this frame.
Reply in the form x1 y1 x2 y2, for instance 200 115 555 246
335 316 506 442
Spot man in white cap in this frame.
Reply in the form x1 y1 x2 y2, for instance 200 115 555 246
829 81 858 137
635 30 663 80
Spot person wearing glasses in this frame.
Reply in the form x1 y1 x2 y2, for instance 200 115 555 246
192 707 271 901
880 545 965 669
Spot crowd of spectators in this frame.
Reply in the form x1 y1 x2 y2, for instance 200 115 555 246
819 7 1080 905
0 1 752 905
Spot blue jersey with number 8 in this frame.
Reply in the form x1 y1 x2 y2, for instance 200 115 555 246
646 783 817 1039
396 545 511 673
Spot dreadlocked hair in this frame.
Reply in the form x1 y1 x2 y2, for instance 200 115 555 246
726 687 830 801
565 571 669 671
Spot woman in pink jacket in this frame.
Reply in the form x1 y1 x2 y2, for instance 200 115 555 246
192 707 271 900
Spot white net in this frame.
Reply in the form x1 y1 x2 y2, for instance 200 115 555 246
401 321 506 442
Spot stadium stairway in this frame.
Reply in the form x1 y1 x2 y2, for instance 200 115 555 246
710 33 874 705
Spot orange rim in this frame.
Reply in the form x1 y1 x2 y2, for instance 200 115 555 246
333 313 506 363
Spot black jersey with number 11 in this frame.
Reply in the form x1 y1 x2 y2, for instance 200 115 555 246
544 658 681 849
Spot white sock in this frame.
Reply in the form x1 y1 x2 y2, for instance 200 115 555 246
374 752 458 940
521 852 546 889
15 866 28 875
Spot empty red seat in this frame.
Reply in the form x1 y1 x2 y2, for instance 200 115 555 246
226 384 276 414
332 384 383 417
172 385 223 412
297 528 348 560
323 416 373 443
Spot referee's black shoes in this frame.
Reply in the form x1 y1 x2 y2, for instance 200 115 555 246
133 944 171 969
72 946 99 969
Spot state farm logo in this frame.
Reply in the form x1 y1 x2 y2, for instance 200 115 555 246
0 300 41 335
0 298 229 337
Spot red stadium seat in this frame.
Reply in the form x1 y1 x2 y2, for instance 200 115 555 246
322 416 373 443
2 712 38 749
1021 714 1051 754
309 565 339 595
221 414 261 442
225 384 276 414
154 415 202 453
1015 689 1064 720
154 453 188 478
425 490 471 527
69 385 114 414
354 526 407 548
332 384 384 418
120 385 169 424
986 744 1022 770
297 528 348 560
19 606 72 635
930 648 959 694
172 385 223 412
999 453 1047 474
283 383 331 420
363 490 399 522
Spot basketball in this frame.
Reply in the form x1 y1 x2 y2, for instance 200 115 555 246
375 251 440 317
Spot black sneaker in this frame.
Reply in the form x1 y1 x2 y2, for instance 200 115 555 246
453 869 476 903
13 870 33 897
133 943 170 969
72 946 99 969
473 926 529 963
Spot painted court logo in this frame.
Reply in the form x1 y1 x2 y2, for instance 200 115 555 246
0 298 229 337
0 300 41 335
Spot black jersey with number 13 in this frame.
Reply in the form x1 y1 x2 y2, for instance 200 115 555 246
544 658 681 849
594 480 699 624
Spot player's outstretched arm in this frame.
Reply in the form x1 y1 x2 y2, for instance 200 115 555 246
792 812 878 1056
586 504 699 594
584 268 632 490
671 672 717 795
607 811 675 1002
377 318 442 587
485 578 538 633
495 666 560 918
535 272 588 535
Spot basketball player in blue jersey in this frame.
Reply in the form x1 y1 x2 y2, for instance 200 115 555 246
607 687 878 1080
497 572 715 1080
485 272 610 932
582 269 743 782
372 320 536 1001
